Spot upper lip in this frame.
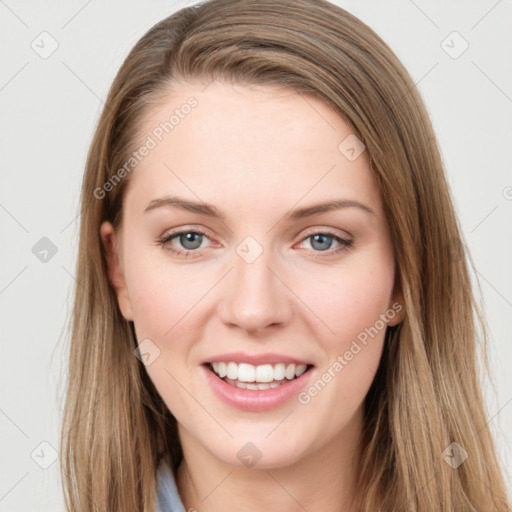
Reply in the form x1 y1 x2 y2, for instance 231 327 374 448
202 351 313 367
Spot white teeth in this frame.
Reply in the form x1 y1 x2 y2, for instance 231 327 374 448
238 363 255 382
226 362 238 380
217 362 227 378
210 361 310 383
295 364 307 377
255 364 274 382
273 363 285 380
285 364 295 380
229 379 284 390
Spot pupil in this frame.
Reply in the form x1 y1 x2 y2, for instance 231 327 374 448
311 234 332 251
181 233 202 250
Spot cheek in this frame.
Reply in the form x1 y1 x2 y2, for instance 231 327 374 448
124 247 210 340
302 260 395 351
295 260 395 427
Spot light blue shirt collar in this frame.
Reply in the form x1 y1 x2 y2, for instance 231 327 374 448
156 460 186 512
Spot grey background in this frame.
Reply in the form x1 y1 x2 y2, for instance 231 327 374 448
1 0 511 510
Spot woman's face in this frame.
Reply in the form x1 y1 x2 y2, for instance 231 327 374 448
101 80 403 469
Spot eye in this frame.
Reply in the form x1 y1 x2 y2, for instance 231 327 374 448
298 230 353 256
157 228 212 258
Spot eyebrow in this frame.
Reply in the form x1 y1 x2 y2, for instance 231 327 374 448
143 195 375 220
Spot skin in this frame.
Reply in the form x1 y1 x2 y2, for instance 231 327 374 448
101 80 404 512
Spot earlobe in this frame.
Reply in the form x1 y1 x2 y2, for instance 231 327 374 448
100 221 134 321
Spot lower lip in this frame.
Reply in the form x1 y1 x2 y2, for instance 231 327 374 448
200 364 313 412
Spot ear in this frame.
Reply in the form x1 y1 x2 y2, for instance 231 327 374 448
387 287 406 327
100 221 134 321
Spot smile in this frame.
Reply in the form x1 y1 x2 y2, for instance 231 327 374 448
201 359 314 411
209 362 310 390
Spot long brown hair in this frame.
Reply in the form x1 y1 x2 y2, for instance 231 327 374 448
60 0 511 510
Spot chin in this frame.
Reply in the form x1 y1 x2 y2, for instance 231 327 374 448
201 430 313 470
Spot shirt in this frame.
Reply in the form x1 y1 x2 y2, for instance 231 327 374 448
156 460 186 512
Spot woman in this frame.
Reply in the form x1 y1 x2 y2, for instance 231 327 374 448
60 0 511 510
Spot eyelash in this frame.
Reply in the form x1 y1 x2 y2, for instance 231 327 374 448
157 227 354 259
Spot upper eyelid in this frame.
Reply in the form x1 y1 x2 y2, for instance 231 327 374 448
160 225 213 241
298 225 352 239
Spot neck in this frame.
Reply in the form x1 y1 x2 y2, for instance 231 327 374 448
176 409 363 512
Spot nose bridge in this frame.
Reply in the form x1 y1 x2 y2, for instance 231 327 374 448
218 236 290 332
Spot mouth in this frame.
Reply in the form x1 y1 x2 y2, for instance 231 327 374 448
204 361 315 390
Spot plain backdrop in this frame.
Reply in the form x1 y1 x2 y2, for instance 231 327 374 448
1 0 511 510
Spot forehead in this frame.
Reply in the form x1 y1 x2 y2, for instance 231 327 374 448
123 80 381 218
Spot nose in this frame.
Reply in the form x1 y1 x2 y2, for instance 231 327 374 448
217 245 293 335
